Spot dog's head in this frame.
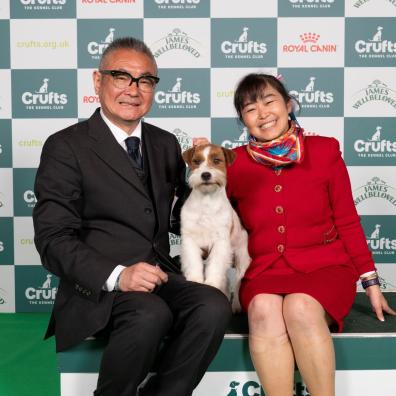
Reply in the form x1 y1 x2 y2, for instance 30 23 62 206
182 144 236 194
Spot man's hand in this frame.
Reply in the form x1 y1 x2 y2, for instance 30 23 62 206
118 263 168 292
366 285 396 321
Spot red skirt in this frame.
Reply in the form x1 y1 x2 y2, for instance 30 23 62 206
239 257 357 332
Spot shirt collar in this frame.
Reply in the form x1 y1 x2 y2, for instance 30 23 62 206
100 108 142 146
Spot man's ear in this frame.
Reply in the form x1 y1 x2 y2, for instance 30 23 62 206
222 147 236 165
93 70 101 95
182 147 196 166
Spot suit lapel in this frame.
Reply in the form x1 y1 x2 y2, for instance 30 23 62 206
142 123 164 222
87 110 150 200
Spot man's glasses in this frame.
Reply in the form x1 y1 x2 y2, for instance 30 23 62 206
99 70 160 93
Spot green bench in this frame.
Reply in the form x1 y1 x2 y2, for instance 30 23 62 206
58 293 396 396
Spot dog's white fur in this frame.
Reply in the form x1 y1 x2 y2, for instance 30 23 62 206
180 144 250 312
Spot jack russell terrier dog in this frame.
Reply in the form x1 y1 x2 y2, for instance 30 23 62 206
180 144 251 312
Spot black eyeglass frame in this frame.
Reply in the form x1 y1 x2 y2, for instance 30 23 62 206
99 70 160 90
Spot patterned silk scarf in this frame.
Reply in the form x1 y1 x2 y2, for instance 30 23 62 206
246 121 305 168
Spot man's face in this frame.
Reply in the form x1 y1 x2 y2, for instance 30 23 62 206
93 48 157 133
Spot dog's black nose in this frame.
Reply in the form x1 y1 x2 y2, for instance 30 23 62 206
201 172 211 181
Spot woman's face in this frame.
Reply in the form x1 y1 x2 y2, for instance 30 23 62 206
241 85 292 142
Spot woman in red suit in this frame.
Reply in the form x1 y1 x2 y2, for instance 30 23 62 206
226 73 395 396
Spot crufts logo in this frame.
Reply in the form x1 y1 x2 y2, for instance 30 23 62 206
25 274 57 305
354 126 396 158
21 78 68 110
288 0 335 8
24 190 37 208
355 26 396 59
155 77 200 109
87 28 115 58
19 0 67 9
289 76 333 108
151 28 202 59
226 380 310 396
222 127 249 149
354 176 396 207
282 32 337 53
366 224 396 255
352 80 396 110
154 0 200 8
220 27 267 59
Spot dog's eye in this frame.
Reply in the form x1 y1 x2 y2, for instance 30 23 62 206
192 159 202 165
213 158 222 164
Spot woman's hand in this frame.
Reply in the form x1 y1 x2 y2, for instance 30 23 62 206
192 137 210 146
365 285 396 321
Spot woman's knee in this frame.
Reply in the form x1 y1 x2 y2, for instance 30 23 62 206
248 294 285 335
283 293 326 331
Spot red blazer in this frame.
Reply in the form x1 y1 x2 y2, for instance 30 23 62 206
226 136 375 281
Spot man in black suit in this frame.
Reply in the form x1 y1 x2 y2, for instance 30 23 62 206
33 37 231 396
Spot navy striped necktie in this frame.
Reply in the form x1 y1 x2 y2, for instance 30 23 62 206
125 136 143 169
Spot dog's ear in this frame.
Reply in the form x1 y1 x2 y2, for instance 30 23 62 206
222 147 237 165
182 147 196 166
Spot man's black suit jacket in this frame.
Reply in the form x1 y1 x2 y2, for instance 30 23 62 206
33 109 186 352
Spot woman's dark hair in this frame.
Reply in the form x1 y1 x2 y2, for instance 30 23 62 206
233 73 298 121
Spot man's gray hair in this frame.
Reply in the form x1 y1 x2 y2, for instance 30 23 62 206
100 37 157 71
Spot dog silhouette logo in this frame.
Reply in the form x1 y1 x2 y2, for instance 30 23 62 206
226 381 240 396
236 27 249 43
369 224 381 239
36 78 49 94
41 274 52 289
304 77 316 92
370 126 381 141
103 28 115 44
371 26 383 42
169 78 182 93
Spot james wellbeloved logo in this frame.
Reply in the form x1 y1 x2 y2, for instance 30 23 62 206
353 177 396 208
150 69 209 117
77 20 143 68
211 18 276 67
12 70 77 118
346 19 396 66
352 80 396 110
353 0 396 8
11 0 75 18
282 32 337 54
172 128 192 151
151 28 203 59
144 0 209 17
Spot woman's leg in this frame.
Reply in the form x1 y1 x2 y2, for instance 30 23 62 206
248 293 294 396
283 293 335 396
